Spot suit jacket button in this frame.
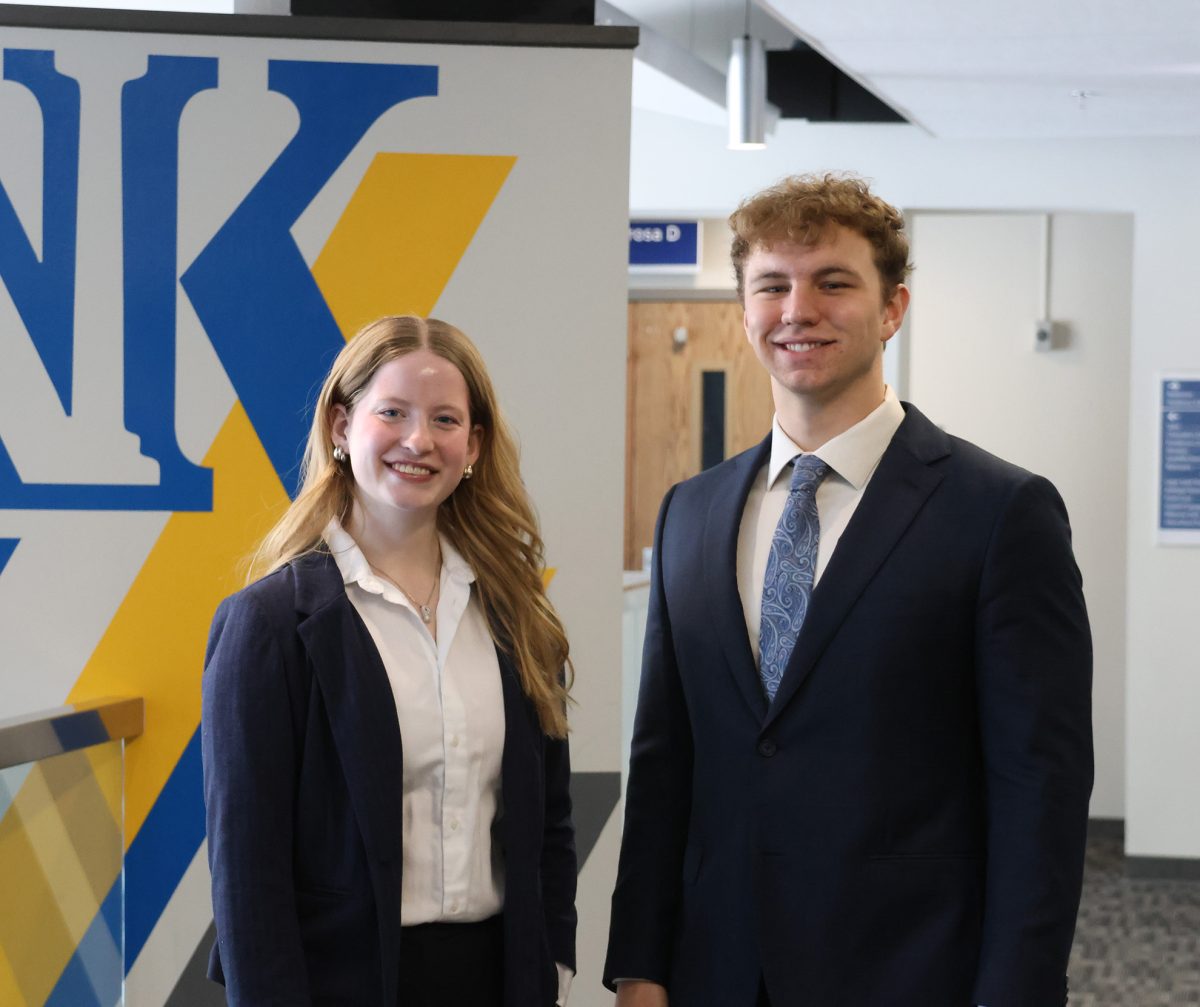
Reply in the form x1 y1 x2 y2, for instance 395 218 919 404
757 739 777 757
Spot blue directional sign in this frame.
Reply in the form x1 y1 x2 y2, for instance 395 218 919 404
629 220 701 270
1160 377 1200 543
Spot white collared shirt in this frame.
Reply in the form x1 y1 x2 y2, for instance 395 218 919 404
736 387 906 662
324 519 506 926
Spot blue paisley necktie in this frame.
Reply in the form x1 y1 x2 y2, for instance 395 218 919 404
758 454 830 702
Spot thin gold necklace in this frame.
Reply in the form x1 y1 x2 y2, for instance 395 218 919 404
396 570 439 624
369 551 441 624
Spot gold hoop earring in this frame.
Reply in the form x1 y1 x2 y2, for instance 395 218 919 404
462 463 474 480
332 445 347 463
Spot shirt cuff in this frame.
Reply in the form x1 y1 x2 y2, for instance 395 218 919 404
556 962 574 1005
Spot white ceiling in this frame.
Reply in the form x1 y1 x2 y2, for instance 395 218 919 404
616 0 1200 139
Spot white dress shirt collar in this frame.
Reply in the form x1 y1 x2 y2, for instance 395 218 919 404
766 385 906 491
324 518 475 606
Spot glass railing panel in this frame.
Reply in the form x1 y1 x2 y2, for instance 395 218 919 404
0 698 142 1007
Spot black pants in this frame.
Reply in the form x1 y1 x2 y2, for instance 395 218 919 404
398 916 503 1007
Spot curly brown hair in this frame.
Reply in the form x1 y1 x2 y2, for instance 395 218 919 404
729 173 911 302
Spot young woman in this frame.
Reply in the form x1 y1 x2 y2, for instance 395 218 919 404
202 316 576 1007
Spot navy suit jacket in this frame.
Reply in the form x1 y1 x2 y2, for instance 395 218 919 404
202 552 576 1006
604 403 1093 1006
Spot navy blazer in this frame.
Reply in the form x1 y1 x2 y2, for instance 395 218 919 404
605 404 1093 1006
202 552 576 1006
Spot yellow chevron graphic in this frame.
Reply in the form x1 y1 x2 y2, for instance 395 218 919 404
314 152 516 335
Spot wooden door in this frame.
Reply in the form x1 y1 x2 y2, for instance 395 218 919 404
625 300 775 570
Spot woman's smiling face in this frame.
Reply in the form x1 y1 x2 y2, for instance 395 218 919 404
331 348 480 530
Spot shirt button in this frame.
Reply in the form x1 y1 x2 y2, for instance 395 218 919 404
449 818 459 831
450 735 459 748
450 901 460 913
757 738 777 758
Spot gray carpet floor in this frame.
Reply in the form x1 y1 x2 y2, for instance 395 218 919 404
1069 831 1200 1005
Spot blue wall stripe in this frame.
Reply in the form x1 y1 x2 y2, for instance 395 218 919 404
46 854 123 1005
99 869 123 947
45 886 121 1007
45 950 105 1007
74 902 121 1005
0 537 18 574
124 725 206 967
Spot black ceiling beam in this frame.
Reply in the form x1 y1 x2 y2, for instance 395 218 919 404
767 45 906 123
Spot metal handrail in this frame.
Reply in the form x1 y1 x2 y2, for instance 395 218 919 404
0 697 144 770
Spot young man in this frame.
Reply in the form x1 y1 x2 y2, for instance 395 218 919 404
605 174 1093 1006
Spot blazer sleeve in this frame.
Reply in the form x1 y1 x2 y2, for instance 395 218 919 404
603 485 694 990
971 474 1094 1006
541 727 578 972
202 588 311 1006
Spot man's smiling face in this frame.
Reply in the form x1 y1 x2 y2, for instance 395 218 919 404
742 224 908 418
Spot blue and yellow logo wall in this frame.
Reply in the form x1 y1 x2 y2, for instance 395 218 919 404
0 42 517 1004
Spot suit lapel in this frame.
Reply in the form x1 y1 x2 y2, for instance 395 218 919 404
763 405 951 729
294 554 404 866
704 435 772 720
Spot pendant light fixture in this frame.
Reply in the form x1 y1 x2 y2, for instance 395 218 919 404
727 0 766 149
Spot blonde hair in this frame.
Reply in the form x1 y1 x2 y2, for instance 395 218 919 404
251 315 572 738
